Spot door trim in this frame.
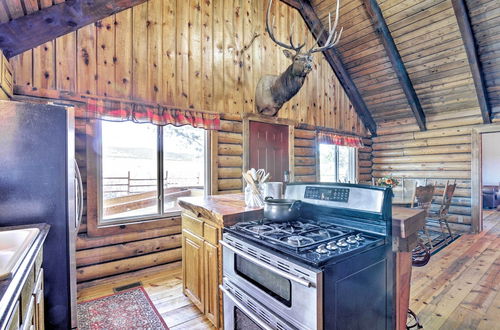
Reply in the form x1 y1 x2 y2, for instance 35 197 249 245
471 123 500 233
242 114 295 182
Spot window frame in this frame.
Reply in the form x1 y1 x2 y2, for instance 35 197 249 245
318 143 358 183
86 119 210 237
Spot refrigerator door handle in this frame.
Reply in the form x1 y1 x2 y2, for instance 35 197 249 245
75 160 84 231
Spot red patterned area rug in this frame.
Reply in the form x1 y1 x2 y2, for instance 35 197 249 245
77 287 169 330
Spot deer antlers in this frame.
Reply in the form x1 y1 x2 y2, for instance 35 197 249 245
266 0 305 53
266 0 343 55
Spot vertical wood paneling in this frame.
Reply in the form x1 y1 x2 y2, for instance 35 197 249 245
132 3 148 100
11 0 366 136
188 0 202 109
33 41 55 89
77 24 97 95
115 10 133 98
147 0 163 102
223 0 235 113
212 0 224 112
162 0 176 105
242 0 254 114
56 32 76 92
96 16 116 97
10 51 33 88
176 0 190 107
201 0 214 111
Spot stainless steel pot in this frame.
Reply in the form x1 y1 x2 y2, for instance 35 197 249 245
263 197 301 222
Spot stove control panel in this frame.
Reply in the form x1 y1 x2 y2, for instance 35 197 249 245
304 186 350 202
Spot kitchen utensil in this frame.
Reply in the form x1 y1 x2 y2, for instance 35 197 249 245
263 197 301 222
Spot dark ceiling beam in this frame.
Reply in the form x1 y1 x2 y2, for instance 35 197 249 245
0 0 148 59
280 0 378 135
452 0 491 124
362 0 426 131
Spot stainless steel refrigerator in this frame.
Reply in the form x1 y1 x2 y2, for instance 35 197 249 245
0 100 81 329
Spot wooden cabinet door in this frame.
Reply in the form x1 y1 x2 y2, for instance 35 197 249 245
203 241 219 327
249 121 289 182
182 229 204 312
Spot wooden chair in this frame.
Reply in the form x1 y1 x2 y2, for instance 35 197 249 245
411 184 436 248
429 180 456 243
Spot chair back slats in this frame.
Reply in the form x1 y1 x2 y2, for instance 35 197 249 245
413 184 435 211
439 180 457 216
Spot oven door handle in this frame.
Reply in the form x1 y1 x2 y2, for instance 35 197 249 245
220 285 273 330
220 240 313 288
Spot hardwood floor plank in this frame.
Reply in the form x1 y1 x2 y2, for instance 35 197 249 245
410 211 500 329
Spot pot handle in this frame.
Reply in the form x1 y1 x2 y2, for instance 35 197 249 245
265 196 274 201
289 200 301 211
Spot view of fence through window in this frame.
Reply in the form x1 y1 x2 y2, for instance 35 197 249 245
319 144 356 183
101 121 206 222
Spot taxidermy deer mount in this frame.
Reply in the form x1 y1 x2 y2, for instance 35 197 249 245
255 0 343 116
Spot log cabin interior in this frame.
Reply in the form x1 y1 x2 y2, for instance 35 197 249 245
0 0 499 329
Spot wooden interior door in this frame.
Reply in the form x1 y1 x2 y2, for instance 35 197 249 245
249 121 289 182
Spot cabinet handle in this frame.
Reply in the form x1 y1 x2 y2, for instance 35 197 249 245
220 240 313 287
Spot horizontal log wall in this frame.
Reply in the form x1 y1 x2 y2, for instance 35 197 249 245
358 138 373 184
372 111 491 225
294 128 317 183
10 0 368 135
216 114 244 194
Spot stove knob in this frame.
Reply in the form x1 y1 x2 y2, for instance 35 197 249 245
346 235 358 244
337 238 348 247
355 234 365 241
316 244 328 254
326 241 339 250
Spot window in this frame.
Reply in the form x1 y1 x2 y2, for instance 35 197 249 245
319 144 357 183
99 121 208 224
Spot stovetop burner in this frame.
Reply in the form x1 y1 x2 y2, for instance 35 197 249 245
235 218 355 250
227 217 385 267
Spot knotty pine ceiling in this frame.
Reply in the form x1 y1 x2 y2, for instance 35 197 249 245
0 0 66 23
312 0 500 126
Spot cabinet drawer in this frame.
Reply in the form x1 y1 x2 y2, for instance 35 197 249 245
203 223 219 246
20 266 35 325
182 213 203 236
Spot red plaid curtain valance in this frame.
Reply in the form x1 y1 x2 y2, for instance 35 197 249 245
85 98 220 130
318 131 364 148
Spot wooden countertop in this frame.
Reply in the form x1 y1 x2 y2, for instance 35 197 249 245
179 194 426 241
178 194 264 226
392 206 426 239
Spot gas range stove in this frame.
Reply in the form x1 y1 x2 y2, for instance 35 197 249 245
221 183 395 330
224 218 385 267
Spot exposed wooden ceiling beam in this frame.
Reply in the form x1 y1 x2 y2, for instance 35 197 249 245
452 0 491 124
362 0 426 131
281 0 378 135
0 0 148 59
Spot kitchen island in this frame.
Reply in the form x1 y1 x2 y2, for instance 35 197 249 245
179 194 425 329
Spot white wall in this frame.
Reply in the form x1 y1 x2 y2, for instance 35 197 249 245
482 132 500 186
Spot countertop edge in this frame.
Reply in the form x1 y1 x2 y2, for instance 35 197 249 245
0 223 50 329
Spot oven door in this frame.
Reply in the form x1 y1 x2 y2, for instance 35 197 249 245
221 234 322 330
221 278 298 330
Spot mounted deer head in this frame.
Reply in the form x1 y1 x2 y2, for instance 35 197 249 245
256 0 343 116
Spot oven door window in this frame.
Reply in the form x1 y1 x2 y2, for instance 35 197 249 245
235 255 292 306
235 307 263 330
